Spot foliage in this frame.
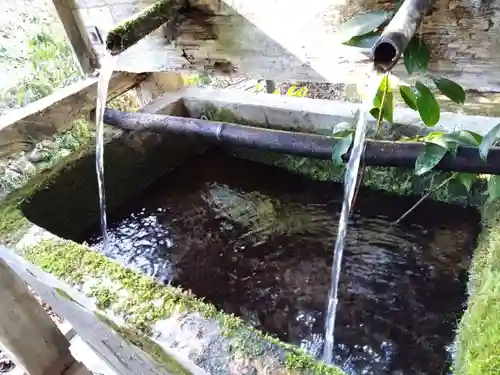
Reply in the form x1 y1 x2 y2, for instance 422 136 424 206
0 29 140 195
252 81 309 97
333 7 500 207
0 30 83 110
182 73 212 87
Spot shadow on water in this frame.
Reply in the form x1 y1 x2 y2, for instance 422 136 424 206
78 149 480 375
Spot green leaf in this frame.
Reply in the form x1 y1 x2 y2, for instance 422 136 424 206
415 143 447 175
338 11 390 43
403 37 430 75
446 130 482 146
399 85 418 111
456 173 477 192
332 133 353 166
371 74 394 124
287 86 298 96
343 31 381 48
487 175 500 203
425 132 458 155
434 78 466 105
415 82 440 126
479 123 500 161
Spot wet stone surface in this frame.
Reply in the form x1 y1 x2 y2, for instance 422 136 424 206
79 149 480 375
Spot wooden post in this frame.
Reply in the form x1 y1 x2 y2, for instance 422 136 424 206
0 259 91 375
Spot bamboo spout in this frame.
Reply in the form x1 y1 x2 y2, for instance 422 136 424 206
371 0 433 72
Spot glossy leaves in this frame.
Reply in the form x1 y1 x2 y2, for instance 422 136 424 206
338 11 390 43
434 78 466 105
415 82 440 126
415 143 447 175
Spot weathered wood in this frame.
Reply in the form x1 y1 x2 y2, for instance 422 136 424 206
0 72 147 157
134 72 186 107
0 247 208 375
67 0 500 92
51 0 99 73
103 107 500 174
0 258 74 375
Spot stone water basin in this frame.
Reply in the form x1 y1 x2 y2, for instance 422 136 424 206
22 146 479 375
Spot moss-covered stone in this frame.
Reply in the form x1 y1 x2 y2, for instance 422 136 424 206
228 148 486 207
18 130 207 240
23 238 344 375
200 105 485 207
454 202 500 375
0 143 97 244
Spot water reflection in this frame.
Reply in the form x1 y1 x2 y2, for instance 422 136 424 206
81 149 480 375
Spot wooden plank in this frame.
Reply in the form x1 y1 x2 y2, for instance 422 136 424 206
68 0 500 92
51 0 99 73
0 258 73 375
0 72 148 158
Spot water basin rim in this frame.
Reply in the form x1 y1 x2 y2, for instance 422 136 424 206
103 108 500 175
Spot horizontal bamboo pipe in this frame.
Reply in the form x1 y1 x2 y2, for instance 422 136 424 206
103 108 500 175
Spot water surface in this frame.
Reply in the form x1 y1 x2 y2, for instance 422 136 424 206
80 149 480 375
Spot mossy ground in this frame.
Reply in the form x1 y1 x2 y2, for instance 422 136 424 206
23 238 343 375
454 202 500 375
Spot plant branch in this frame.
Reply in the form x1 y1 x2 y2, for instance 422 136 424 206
350 73 388 214
394 173 457 224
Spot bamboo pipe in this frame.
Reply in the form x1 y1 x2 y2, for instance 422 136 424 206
102 108 500 175
372 0 433 72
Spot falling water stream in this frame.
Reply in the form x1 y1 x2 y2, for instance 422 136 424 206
94 53 118 254
323 71 381 364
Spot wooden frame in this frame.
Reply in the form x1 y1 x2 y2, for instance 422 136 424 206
51 0 500 92
50 0 99 74
0 72 147 157
0 258 92 375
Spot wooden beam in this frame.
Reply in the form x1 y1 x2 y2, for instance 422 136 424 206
70 0 500 92
0 72 148 158
0 258 91 375
51 0 99 73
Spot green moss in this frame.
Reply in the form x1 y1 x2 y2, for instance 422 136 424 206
23 238 343 374
286 351 343 375
106 0 180 54
201 105 484 206
455 202 500 375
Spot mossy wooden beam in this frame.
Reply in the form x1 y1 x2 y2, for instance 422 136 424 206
106 0 185 55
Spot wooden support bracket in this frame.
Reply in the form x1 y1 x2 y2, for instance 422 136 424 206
0 259 92 375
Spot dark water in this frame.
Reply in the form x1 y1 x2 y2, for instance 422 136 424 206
79 149 480 375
